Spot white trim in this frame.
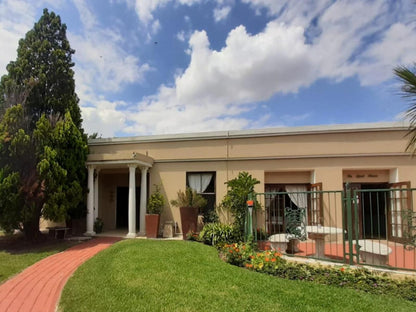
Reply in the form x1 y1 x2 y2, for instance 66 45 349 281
86 159 152 168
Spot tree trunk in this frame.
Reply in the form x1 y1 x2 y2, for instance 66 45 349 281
23 220 41 241
23 205 42 241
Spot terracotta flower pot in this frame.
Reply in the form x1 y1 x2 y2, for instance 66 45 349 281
180 207 199 240
146 214 160 238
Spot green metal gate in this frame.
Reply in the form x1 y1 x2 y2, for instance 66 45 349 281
248 185 416 270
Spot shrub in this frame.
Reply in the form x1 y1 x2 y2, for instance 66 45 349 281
93 218 104 233
219 172 260 241
147 185 165 214
170 188 207 209
221 242 255 266
202 208 219 224
186 230 200 241
199 223 235 247
220 243 416 302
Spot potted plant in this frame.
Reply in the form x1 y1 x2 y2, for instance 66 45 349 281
146 185 165 238
94 217 104 234
170 188 207 239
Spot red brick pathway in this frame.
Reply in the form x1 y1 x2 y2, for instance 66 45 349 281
0 237 121 312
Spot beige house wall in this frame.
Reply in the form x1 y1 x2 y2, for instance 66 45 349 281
86 123 416 234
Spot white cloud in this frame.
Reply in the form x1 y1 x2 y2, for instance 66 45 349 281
81 99 129 137
213 6 231 22
0 0 67 76
124 0 201 27
242 0 416 86
72 0 97 29
151 19 161 34
123 22 315 134
354 23 416 85
2 0 415 137
69 0 151 136
176 30 186 42
0 0 36 76
176 23 314 104
121 0 416 135
70 0 151 91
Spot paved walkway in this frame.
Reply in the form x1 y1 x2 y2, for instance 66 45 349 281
0 237 121 312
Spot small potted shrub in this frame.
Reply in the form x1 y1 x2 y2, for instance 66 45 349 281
146 185 165 238
171 188 207 239
94 217 104 234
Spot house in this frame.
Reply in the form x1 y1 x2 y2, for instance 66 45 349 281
85 121 415 239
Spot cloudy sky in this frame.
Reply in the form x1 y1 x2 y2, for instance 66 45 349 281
0 0 415 137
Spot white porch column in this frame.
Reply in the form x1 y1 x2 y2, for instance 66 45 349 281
85 165 95 236
94 169 100 220
138 167 148 236
126 164 137 238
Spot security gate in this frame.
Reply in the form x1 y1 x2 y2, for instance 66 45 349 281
250 184 416 270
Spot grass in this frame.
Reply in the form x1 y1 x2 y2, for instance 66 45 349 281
60 240 416 312
0 234 77 284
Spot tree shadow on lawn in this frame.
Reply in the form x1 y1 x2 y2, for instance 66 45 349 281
0 232 78 254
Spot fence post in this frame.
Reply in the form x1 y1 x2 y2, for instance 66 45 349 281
345 183 354 265
246 194 254 242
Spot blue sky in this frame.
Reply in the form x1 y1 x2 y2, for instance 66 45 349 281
0 0 415 137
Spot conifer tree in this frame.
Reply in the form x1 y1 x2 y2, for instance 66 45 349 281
0 9 87 240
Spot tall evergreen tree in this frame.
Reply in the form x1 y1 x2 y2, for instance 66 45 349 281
0 9 87 240
0 8 81 128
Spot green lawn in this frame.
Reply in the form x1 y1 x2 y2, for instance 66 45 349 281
0 237 76 284
59 240 416 312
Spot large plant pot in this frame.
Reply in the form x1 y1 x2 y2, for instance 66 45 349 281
146 214 160 238
180 207 199 240
66 218 86 236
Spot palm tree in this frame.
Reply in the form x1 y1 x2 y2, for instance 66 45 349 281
394 64 416 154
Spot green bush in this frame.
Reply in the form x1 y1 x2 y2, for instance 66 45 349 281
170 187 207 209
147 185 165 214
221 242 255 266
202 208 219 224
219 172 260 241
93 218 104 233
220 243 416 302
199 223 235 247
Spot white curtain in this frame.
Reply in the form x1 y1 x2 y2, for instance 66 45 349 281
285 185 308 208
188 173 213 193
285 185 308 226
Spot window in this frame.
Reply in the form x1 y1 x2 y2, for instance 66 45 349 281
186 172 216 218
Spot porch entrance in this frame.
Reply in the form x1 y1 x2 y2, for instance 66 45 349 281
116 187 140 229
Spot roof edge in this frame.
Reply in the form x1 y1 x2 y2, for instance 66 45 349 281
89 121 410 145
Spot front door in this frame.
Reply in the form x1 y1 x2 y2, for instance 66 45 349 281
116 187 140 229
344 183 388 240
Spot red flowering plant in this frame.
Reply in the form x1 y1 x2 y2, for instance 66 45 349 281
221 242 254 267
221 242 286 272
245 250 286 273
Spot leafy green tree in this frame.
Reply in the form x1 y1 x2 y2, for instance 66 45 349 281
0 9 87 240
220 172 260 241
394 64 416 154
